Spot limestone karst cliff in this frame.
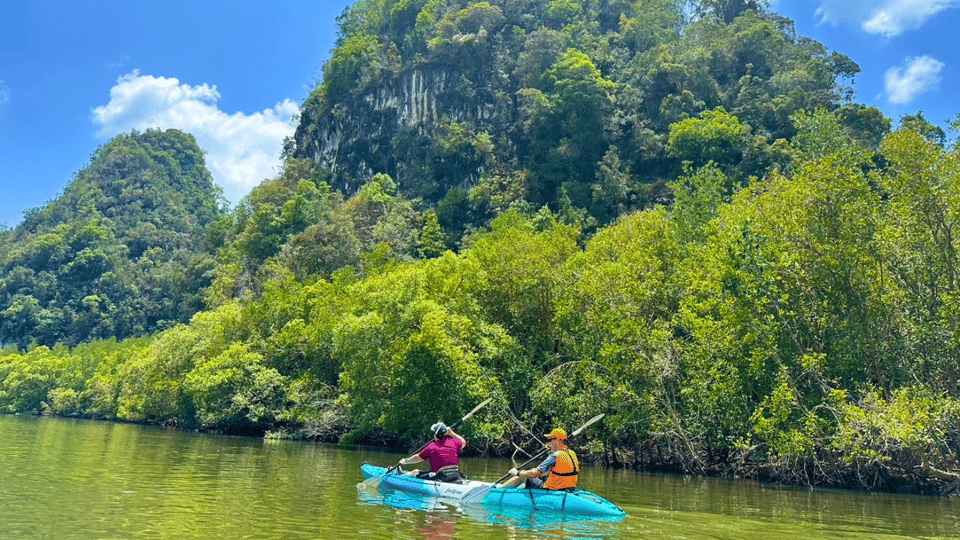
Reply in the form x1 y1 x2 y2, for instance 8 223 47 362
295 63 501 199
292 0 880 222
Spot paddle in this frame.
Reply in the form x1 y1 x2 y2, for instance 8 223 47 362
459 413 604 503
362 397 493 488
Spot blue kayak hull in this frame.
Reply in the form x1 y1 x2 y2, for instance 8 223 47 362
360 464 626 517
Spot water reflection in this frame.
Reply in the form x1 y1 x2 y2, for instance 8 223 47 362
477 505 622 540
587 466 960 540
416 512 459 540
3 415 959 540
357 484 623 540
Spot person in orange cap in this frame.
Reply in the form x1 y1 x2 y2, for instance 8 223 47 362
499 427 580 491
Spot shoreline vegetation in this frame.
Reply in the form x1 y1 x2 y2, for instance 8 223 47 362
3 1 960 498
4 112 960 497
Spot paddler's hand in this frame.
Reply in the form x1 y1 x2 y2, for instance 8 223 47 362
399 458 408 465
508 468 518 477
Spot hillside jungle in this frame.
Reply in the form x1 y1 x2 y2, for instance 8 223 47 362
2 0 960 495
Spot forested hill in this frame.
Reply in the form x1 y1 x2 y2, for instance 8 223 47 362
293 0 887 226
0 129 225 347
4 0 960 497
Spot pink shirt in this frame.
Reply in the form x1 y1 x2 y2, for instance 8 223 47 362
418 435 465 472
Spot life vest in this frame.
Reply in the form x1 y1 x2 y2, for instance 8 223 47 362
543 448 579 490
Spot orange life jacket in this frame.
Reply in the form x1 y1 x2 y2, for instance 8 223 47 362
543 448 579 490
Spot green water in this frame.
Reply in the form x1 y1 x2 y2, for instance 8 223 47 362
1 415 957 539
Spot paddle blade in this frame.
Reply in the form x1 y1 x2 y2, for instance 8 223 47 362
361 475 385 488
462 397 493 421
460 485 492 503
571 414 604 437
357 477 382 491
361 463 399 488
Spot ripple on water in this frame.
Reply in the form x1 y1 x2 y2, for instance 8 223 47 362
2 416 960 540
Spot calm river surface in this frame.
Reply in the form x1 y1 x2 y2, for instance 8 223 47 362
1 415 958 539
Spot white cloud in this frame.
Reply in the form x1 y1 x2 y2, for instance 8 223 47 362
91 70 298 206
814 0 959 37
884 56 945 104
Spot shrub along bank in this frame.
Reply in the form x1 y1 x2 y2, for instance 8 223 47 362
3 112 960 496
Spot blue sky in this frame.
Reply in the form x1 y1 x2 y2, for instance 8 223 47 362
773 0 959 126
1 0 957 228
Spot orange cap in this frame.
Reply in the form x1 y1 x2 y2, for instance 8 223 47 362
544 428 567 440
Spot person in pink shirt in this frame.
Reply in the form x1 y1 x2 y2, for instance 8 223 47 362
398 422 467 483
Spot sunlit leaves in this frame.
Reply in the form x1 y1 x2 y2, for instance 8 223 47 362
668 162 725 244
0 129 224 348
464 211 580 360
335 257 508 441
318 32 383 109
553 208 681 445
455 2 505 34
417 211 446 258
832 388 960 485
521 48 618 203
668 107 746 166
185 343 289 430
876 126 960 390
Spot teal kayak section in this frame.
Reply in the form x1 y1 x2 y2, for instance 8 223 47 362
360 464 626 517
482 484 626 516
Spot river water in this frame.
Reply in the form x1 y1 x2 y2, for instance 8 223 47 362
1 415 958 539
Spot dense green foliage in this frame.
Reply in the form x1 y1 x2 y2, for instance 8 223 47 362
3 112 960 494
0 129 225 347
3 1 960 497
297 0 883 228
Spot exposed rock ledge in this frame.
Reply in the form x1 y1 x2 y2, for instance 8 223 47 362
294 66 497 196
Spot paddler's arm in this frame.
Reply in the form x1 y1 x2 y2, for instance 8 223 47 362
507 467 544 479
447 427 465 449
399 454 425 466
508 454 554 478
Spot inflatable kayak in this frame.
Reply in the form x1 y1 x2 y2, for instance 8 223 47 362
360 464 626 517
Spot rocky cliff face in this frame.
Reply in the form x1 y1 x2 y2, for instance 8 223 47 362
294 65 498 197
